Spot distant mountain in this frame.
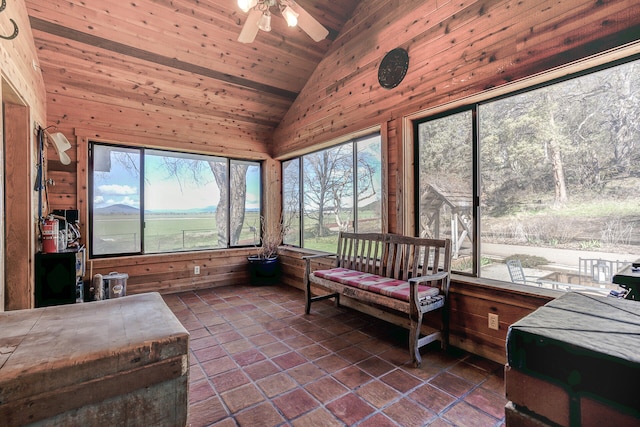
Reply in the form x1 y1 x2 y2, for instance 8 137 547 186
94 204 139 214
95 204 260 215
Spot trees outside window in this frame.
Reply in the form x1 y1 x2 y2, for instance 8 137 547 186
284 133 382 252
90 143 261 257
416 58 640 291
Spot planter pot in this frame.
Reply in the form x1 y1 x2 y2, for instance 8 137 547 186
247 256 281 285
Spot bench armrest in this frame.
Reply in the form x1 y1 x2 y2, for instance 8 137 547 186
409 271 449 285
302 253 336 261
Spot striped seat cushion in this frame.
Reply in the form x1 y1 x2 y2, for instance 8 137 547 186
313 267 440 302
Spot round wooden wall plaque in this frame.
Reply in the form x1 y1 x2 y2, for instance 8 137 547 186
378 48 409 89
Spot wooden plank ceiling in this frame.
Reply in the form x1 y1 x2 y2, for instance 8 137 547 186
25 0 360 148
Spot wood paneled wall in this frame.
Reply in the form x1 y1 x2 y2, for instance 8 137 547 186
0 0 46 123
273 0 640 159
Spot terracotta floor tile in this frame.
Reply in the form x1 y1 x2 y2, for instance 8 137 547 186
272 351 307 370
356 379 401 408
201 356 237 377
243 359 281 381
234 402 285 427
449 360 491 385
233 348 266 366
358 413 398 427
272 388 318 419
193 345 226 363
172 285 505 426
284 334 315 349
384 398 436 427
291 408 344 427
259 341 291 358
210 369 251 393
220 383 265 413
256 372 298 398
336 345 371 363
430 371 474 398
357 355 396 377
287 362 325 385
304 376 349 403
187 396 227 427
481 371 506 395
304 329 333 342
215 330 244 344
320 336 352 352
190 336 218 351
297 343 331 360
314 354 350 373
222 338 254 354
248 332 277 347
326 393 376 425
381 369 422 393
442 401 499 427
409 383 456 414
189 379 216 404
237 324 266 337
464 386 508 419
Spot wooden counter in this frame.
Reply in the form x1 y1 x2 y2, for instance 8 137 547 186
0 292 189 426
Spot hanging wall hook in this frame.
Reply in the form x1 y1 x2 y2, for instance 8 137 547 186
0 0 19 41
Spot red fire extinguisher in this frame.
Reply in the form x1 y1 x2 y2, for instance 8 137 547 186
42 216 59 253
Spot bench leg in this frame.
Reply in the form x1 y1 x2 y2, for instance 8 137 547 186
409 311 423 368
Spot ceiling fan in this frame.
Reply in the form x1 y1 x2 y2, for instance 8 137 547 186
237 0 329 44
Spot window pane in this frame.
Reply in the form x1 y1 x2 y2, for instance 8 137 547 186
479 60 640 292
283 159 301 246
417 111 474 273
231 160 261 247
303 144 354 251
356 135 382 232
92 145 141 255
144 150 223 253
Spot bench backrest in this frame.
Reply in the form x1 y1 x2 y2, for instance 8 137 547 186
335 231 451 283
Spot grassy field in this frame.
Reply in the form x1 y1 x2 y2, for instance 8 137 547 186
93 211 262 254
93 211 383 254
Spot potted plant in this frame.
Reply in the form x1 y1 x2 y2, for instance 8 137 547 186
247 215 288 285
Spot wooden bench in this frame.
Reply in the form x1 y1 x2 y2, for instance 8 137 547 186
304 232 451 367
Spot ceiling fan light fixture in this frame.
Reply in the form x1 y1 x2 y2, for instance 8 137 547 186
258 11 272 32
282 6 299 27
238 0 258 13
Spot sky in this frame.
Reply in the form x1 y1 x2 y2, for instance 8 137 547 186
93 148 261 211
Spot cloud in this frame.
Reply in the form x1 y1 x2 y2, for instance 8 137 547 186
98 184 137 195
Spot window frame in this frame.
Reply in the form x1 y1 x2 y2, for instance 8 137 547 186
413 53 640 280
282 131 383 249
88 141 262 258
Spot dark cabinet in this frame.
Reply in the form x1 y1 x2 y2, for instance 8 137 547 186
35 248 85 307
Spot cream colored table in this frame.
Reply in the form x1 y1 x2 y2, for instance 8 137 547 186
0 292 189 426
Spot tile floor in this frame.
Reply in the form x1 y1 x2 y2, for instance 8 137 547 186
163 284 507 427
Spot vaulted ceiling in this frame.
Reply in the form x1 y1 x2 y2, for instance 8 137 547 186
25 0 360 146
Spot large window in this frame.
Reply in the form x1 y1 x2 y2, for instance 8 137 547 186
90 143 261 257
417 58 640 293
283 133 383 252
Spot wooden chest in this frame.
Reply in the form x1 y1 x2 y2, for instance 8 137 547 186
505 292 640 426
0 292 189 426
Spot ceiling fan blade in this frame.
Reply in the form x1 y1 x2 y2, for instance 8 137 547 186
291 1 329 42
238 9 261 43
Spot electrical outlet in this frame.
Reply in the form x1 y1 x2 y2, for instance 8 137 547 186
194 265 200 275
488 313 499 330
